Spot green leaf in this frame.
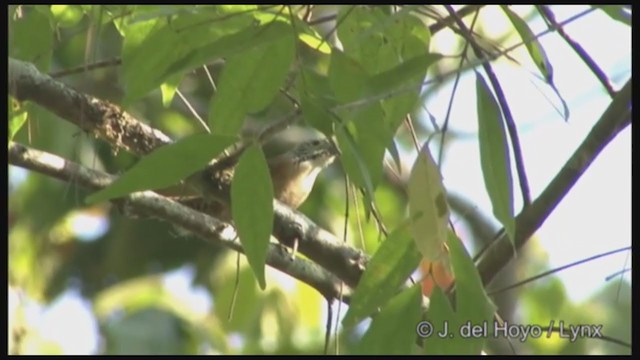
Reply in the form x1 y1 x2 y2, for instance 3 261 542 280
50 5 84 28
423 232 496 355
8 102 28 142
593 5 631 26
231 144 274 290
298 68 334 102
343 222 422 328
300 95 334 136
337 6 393 75
164 20 288 81
117 10 161 59
355 285 422 355
9 6 53 71
407 143 450 261
368 53 440 98
123 5 211 25
475 73 515 243
328 50 367 103
421 236 488 355
449 232 496 352
298 33 331 54
338 7 430 75
501 6 553 81
352 104 389 190
372 53 441 133
86 134 236 204
387 139 403 174
209 24 294 135
422 285 458 355
335 125 375 208
160 73 183 108
121 9 257 103
121 21 190 103
213 266 261 333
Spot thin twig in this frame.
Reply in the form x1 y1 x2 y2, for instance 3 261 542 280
476 79 630 286
202 65 217 92
437 9 480 169
487 246 630 295
227 251 241 320
537 5 616 98
49 57 122 78
445 5 532 207
331 8 595 115
352 183 366 251
176 89 210 133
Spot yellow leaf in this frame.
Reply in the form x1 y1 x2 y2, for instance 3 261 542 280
408 144 450 261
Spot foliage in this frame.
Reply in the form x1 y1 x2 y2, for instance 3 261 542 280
8 4 631 355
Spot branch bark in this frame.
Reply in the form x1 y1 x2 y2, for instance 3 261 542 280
8 57 367 294
8 140 351 302
476 79 631 286
7 57 631 303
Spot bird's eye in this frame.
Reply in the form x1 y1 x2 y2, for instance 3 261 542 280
311 139 321 146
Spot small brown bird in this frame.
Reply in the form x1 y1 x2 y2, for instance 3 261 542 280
267 138 337 209
172 138 337 220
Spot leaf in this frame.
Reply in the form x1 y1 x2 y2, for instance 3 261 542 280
335 125 375 208
593 5 631 26
163 20 288 80
407 143 450 261
123 5 212 25
373 52 441 133
298 33 331 54
209 24 294 135
121 21 191 103
355 285 423 355
448 233 495 333
475 73 515 243
231 144 274 290
352 103 389 190
8 102 28 142
160 73 183 108
86 134 236 204
387 139 403 174
9 6 53 71
422 285 458 355
94 276 165 318
343 222 422 327
328 50 367 103
501 5 553 82
338 7 430 75
121 9 257 103
423 233 496 355
336 6 395 75
368 53 440 98
50 5 85 28
300 94 334 137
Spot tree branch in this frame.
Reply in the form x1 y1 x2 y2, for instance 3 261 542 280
8 140 350 302
445 5 532 206
8 57 368 292
476 79 631 286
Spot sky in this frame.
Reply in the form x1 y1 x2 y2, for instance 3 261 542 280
8 5 631 354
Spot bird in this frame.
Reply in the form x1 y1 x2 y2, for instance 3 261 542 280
169 137 338 221
267 138 337 209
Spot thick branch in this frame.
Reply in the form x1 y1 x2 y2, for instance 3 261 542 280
8 57 367 290
477 79 631 286
8 58 172 155
8 141 349 301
